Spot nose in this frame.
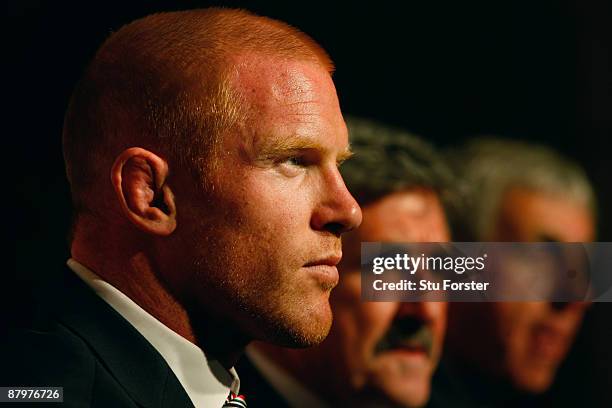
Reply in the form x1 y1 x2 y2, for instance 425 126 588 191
310 167 362 236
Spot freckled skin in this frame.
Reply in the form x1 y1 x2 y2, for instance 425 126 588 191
258 189 449 407
447 187 594 393
157 54 362 349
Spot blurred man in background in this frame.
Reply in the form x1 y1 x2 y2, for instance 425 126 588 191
434 138 596 406
237 117 454 407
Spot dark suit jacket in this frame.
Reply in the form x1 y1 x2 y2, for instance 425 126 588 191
1 268 194 408
429 360 544 408
235 355 290 408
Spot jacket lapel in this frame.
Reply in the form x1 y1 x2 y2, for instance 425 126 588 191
56 269 194 408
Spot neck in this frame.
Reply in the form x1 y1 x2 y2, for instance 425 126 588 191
71 224 248 369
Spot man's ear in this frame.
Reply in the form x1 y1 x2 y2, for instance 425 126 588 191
111 147 177 236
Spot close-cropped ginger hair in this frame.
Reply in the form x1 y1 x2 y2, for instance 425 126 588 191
63 8 333 217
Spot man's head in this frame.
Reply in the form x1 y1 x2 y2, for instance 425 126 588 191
445 137 596 393
257 117 452 407
63 9 361 351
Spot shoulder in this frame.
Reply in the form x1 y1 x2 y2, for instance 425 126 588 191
1 322 96 406
1 322 95 394
2 322 140 407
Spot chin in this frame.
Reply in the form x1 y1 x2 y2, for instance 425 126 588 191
259 297 333 348
293 303 334 347
365 357 432 407
512 370 555 394
383 386 429 408
364 383 430 408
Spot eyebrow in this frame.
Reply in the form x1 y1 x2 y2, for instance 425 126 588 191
337 147 354 163
255 136 353 163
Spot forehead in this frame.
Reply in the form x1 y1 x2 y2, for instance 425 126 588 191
359 189 449 242
228 53 346 144
231 53 335 101
498 187 594 241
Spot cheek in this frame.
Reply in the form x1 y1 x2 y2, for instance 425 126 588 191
330 275 364 349
495 304 543 357
332 276 396 358
340 304 399 382
238 175 314 233
358 303 397 346
213 195 300 256
565 308 587 330
427 303 448 346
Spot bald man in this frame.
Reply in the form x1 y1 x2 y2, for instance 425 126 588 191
1 9 361 407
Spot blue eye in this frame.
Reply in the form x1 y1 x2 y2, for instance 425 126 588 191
286 156 305 166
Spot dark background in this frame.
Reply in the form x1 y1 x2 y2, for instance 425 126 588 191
7 0 612 405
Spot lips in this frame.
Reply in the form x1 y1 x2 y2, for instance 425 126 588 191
384 341 429 357
303 253 342 289
304 253 342 268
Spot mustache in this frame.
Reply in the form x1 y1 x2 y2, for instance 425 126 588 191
374 317 434 358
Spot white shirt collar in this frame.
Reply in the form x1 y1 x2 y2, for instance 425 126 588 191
67 259 239 408
246 345 330 408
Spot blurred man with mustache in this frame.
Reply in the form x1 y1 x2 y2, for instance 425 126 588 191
237 117 454 407
433 138 596 406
